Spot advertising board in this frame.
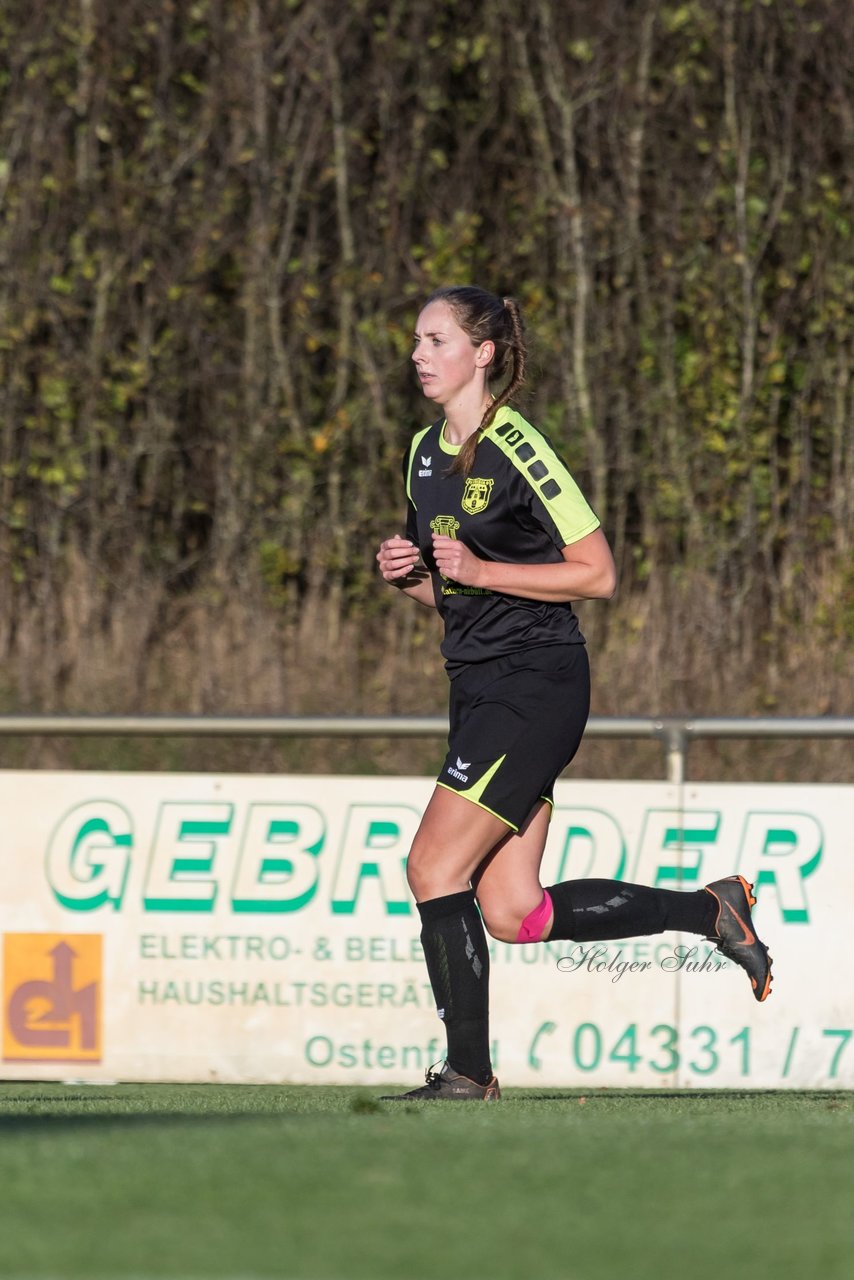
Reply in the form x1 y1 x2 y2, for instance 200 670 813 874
1 772 848 1088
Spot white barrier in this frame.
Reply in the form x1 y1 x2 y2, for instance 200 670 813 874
1 771 849 1088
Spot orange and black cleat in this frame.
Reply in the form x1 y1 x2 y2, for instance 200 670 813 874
704 875 773 1001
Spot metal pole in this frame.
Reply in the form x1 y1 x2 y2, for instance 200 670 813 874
0 715 851 784
655 719 688 786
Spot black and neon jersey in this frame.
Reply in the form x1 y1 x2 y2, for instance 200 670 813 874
403 405 600 670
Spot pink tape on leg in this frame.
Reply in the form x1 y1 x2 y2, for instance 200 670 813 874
515 890 554 944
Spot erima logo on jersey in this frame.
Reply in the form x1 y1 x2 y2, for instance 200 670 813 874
418 455 432 477
447 756 471 783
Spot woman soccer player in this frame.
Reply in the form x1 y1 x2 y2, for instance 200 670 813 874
376 285 772 1100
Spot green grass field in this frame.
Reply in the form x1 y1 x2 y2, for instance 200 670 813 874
1 1083 851 1280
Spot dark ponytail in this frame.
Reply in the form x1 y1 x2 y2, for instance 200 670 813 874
425 286 527 477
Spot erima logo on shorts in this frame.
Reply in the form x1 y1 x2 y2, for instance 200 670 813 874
418 455 432 477
447 756 470 783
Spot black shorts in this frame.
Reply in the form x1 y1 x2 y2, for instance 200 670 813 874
436 643 590 831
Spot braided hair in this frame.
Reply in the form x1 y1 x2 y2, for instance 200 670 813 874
425 286 527 477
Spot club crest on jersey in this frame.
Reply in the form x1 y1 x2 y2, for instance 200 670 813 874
429 515 460 538
461 477 494 515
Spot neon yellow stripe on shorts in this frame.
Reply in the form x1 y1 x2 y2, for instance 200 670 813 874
436 755 516 829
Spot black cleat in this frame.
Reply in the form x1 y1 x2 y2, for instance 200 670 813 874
380 1061 501 1102
704 875 773 1002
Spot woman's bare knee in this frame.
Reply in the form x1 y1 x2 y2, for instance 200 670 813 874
404 790 510 903
406 839 470 902
405 846 432 900
477 902 526 944
481 915 519 944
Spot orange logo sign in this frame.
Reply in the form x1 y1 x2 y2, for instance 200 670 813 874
3 934 102 1063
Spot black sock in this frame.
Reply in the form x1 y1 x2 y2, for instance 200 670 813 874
417 889 493 1085
547 878 718 942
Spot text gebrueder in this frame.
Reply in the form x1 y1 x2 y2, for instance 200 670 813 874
45 797 822 922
